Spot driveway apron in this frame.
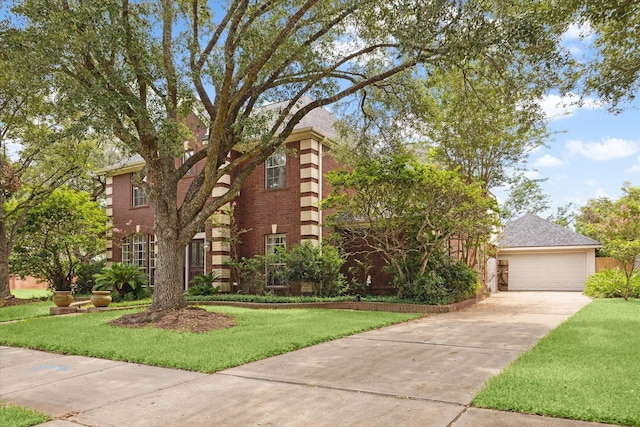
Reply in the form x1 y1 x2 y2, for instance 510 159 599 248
2 292 610 427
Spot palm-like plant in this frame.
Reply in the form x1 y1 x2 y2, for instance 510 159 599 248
187 271 221 296
93 263 148 300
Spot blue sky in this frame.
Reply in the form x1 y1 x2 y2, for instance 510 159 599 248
513 23 639 217
530 94 639 216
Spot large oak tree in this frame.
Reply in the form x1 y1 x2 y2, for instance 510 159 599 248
10 0 575 312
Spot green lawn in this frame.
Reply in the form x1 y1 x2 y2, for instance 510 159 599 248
10 289 51 299
0 402 49 427
0 305 419 372
0 302 53 322
473 298 640 427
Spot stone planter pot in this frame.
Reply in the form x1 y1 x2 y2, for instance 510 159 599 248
90 290 112 308
52 291 74 307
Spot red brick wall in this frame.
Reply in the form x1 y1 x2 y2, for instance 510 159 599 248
236 140 303 258
110 173 156 261
9 275 47 290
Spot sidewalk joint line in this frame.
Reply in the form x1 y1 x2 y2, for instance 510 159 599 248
346 336 523 353
217 371 467 408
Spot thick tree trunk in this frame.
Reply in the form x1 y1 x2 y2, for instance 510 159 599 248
0 248 12 299
0 225 13 299
150 226 187 311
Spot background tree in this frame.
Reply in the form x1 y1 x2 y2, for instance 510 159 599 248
574 196 616 241
9 0 573 313
323 153 497 297
10 187 108 291
547 203 577 228
500 175 551 223
0 26 99 300
423 67 552 194
588 183 640 300
568 0 640 109
11 188 107 291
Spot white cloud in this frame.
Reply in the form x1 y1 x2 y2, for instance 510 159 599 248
561 22 594 56
595 187 610 198
562 22 593 41
565 138 639 161
628 156 640 173
585 178 598 186
534 154 563 168
523 170 541 180
539 93 602 120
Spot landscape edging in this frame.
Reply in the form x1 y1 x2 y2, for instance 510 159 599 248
188 294 483 314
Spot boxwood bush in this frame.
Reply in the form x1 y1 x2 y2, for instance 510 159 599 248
584 268 640 298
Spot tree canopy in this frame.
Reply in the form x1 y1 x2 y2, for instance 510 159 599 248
323 153 497 295
571 0 640 109
10 187 108 291
0 24 103 299
579 183 640 300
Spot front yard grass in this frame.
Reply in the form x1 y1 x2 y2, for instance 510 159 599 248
0 402 49 427
0 302 53 322
473 298 640 427
10 289 51 299
0 305 419 373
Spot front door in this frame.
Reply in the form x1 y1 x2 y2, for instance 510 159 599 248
187 240 204 287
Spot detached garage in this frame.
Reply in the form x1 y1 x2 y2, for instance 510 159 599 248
497 214 601 291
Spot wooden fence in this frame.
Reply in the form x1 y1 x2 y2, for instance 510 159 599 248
595 257 632 272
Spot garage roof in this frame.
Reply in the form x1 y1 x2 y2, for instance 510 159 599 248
498 214 601 248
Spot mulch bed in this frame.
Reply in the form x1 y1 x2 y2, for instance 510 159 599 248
109 306 236 333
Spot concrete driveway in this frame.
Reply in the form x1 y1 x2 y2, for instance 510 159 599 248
0 292 615 426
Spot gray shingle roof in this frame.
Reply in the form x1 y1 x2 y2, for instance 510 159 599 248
101 97 337 175
498 214 601 248
257 96 337 138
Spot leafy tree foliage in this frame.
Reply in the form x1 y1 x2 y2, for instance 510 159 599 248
323 153 497 297
569 0 640 109
10 188 108 291
284 241 346 297
577 183 640 300
0 26 101 299
423 67 552 193
500 175 551 223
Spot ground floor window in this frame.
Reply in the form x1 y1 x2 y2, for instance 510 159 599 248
121 233 156 285
265 234 286 286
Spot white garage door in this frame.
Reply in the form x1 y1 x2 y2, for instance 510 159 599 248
501 251 589 291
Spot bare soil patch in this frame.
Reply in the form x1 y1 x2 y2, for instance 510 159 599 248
109 306 236 333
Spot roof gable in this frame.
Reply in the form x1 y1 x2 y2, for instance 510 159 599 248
498 214 601 248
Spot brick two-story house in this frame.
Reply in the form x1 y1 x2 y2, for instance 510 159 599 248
101 100 341 294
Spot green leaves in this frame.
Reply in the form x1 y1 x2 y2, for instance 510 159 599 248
324 153 497 286
10 188 108 291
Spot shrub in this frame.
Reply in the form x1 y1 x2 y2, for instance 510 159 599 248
74 259 106 295
186 271 221 296
93 263 149 301
397 257 478 305
225 256 267 294
584 268 640 298
285 242 347 297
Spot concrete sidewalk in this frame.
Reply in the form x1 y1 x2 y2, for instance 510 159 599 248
0 292 617 426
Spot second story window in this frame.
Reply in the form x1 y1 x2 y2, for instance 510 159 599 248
132 185 147 207
266 148 286 189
